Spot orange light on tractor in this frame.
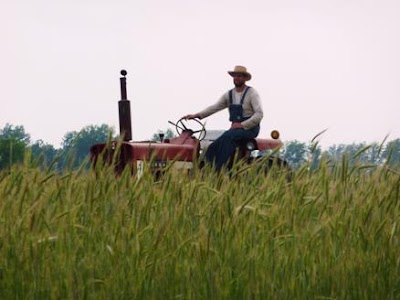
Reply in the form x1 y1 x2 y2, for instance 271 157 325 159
271 130 280 140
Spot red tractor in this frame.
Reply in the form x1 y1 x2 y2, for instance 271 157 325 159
90 70 288 176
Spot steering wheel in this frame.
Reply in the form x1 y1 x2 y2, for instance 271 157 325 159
168 118 207 141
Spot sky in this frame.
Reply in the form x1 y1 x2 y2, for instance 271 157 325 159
1 0 399 149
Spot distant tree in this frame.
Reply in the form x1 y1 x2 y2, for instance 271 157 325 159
151 128 176 142
350 142 383 165
30 140 59 168
308 142 322 171
281 140 308 169
382 138 400 167
60 124 115 169
0 124 31 170
0 123 31 144
325 144 347 163
324 142 384 166
0 139 26 170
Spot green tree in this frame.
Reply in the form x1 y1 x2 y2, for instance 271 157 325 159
325 144 347 163
308 142 322 171
0 123 31 144
0 124 31 170
151 128 176 142
60 124 115 169
324 142 384 166
281 140 308 169
360 142 383 165
30 140 59 168
0 139 26 170
382 139 400 167
347 142 383 165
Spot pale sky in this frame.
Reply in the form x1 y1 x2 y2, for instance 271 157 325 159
1 0 399 149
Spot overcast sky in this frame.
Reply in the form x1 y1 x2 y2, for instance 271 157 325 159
1 0 399 149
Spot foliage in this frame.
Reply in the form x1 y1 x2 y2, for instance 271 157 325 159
281 140 308 169
0 139 26 170
0 123 31 144
151 128 176 142
382 138 400 167
323 142 387 167
309 142 322 171
0 124 31 170
60 124 115 169
1 123 400 171
0 161 399 299
30 140 59 168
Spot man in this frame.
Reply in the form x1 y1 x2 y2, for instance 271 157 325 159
183 65 263 171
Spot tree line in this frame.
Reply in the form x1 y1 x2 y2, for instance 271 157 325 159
0 123 399 171
280 139 400 170
0 123 114 171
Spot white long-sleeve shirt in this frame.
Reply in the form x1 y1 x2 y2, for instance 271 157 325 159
197 87 263 130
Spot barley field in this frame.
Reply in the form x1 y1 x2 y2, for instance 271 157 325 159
0 157 399 299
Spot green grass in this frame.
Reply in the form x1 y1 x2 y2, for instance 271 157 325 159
0 159 399 299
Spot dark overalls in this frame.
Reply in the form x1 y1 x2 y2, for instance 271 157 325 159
205 87 260 171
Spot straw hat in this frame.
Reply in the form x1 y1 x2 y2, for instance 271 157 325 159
228 65 252 81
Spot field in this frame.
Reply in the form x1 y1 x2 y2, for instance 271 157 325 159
0 158 399 299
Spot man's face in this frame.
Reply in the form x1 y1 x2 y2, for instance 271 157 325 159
232 73 247 87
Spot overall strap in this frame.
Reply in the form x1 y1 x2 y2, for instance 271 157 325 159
229 87 251 105
240 86 251 105
229 89 234 104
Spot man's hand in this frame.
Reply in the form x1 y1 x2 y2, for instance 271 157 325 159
231 122 243 129
182 113 200 120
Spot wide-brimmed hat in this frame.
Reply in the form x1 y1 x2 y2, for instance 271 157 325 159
228 65 252 81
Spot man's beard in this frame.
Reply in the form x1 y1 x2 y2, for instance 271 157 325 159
234 81 245 88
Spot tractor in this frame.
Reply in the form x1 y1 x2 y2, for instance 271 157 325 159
89 70 288 177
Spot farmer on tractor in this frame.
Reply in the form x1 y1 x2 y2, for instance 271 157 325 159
183 65 264 171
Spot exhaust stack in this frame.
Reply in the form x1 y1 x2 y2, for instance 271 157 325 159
118 70 132 141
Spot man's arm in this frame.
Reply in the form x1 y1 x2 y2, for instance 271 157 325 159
183 92 228 120
182 113 201 120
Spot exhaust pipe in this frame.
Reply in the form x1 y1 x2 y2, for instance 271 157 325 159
118 70 132 141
